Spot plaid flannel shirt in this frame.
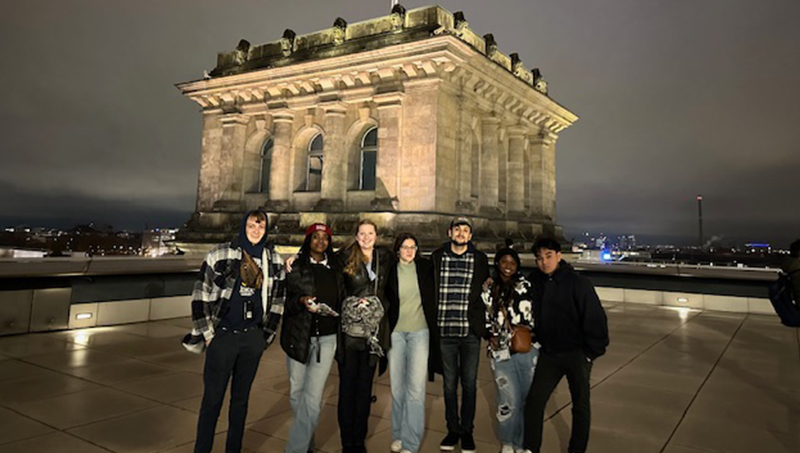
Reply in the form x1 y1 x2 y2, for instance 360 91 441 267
437 249 475 337
191 241 286 344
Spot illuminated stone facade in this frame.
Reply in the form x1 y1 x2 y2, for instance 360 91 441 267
177 5 577 249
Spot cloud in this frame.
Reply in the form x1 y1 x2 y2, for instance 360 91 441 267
0 181 192 230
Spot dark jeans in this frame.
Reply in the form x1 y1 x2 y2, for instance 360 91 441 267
439 335 481 435
523 350 593 453
195 328 265 453
337 347 377 449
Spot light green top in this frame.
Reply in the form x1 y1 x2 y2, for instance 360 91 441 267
394 261 427 332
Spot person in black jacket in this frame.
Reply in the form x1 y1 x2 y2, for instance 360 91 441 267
523 238 609 453
430 217 490 453
384 232 437 453
336 219 393 453
281 223 344 453
780 239 800 303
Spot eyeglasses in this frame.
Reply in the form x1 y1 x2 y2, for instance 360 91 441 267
400 245 418 251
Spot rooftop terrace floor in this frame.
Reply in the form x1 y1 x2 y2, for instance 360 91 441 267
0 302 798 453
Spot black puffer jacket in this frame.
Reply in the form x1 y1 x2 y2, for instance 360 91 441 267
335 246 394 369
528 261 609 360
281 257 345 364
780 256 800 303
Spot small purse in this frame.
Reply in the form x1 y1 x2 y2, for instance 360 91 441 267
510 325 532 353
240 250 264 289
501 304 532 354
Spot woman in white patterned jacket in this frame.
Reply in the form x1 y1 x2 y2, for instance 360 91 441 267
481 247 537 453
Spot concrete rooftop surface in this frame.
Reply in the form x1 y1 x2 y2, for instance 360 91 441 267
0 302 798 453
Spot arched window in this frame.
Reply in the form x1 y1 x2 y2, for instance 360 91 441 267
258 138 273 194
360 127 377 190
306 133 323 191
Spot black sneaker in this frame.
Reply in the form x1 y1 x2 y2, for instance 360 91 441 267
461 433 476 453
440 432 460 451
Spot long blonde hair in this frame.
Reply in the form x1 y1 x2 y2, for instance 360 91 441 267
344 219 378 276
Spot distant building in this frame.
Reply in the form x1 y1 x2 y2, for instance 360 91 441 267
594 235 608 250
176 4 577 250
619 234 637 250
142 229 178 257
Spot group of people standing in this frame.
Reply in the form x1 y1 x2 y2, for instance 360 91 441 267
187 210 610 453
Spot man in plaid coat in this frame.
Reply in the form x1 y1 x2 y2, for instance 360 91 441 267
190 210 285 453
430 217 490 453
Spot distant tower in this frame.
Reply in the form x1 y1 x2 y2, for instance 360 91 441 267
697 195 704 249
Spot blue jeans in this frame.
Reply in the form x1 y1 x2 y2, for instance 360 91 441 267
491 348 539 449
390 329 430 453
285 334 337 453
439 335 481 435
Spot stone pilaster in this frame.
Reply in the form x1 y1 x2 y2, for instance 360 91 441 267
523 135 531 212
373 92 404 211
316 102 348 211
506 126 526 218
265 109 295 212
196 113 223 212
498 126 508 205
214 113 250 211
543 132 557 223
479 116 502 216
529 132 557 223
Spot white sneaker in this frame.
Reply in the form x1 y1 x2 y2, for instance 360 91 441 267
391 440 403 453
500 444 514 453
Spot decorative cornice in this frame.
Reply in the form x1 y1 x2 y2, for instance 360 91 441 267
178 34 577 134
219 113 250 127
319 100 348 116
182 5 563 103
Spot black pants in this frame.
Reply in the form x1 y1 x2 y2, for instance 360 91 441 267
195 328 265 453
439 335 481 435
523 350 593 453
337 347 377 450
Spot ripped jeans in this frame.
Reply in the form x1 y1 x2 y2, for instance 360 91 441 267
490 347 539 449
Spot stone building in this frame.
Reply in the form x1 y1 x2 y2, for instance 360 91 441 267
176 4 577 250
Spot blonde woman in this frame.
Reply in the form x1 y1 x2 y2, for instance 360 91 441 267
335 219 393 453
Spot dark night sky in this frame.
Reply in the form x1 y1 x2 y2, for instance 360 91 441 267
1 0 798 246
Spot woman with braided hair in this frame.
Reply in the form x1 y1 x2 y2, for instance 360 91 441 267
281 223 344 453
482 247 537 453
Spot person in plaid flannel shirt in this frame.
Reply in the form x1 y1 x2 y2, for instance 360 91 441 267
189 210 285 453
430 217 490 453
